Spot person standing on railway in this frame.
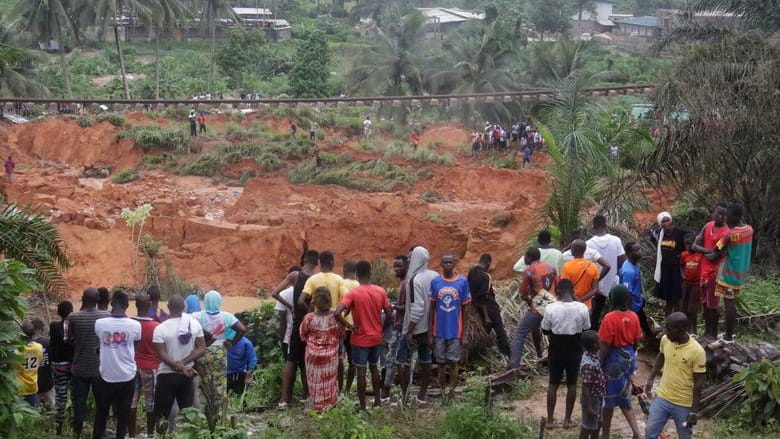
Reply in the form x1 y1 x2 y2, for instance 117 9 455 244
410 129 420 152
363 116 372 141
188 110 197 137
198 112 207 134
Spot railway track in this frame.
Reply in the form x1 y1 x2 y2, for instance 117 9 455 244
0 84 654 113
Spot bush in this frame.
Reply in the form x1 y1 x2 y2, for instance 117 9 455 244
77 115 92 127
111 168 139 184
182 154 220 176
738 275 780 315
95 113 128 127
121 126 191 152
315 399 393 439
256 152 282 171
439 403 531 439
218 143 265 163
0 260 35 435
420 191 442 203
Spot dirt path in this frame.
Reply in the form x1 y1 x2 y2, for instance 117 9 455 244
510 349 712 438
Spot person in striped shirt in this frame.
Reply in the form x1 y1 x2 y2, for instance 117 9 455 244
707 202 753 342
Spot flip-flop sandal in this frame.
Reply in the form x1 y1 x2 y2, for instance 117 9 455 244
545 420 558 430
563 420 577 429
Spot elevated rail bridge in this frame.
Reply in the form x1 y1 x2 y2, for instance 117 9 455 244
0 85 655 119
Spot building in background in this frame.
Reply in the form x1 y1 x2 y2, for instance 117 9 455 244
417 7 485 39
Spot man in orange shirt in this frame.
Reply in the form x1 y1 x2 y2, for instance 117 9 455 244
508 247 558 369
561 240 600 308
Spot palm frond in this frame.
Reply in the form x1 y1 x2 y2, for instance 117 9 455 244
0 202 70 293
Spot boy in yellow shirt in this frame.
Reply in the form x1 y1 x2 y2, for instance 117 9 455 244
16 322 44 406
644 313 706 439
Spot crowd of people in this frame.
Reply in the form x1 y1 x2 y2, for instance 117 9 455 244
471 121 543 167
15 286 256 439
13 201 752 439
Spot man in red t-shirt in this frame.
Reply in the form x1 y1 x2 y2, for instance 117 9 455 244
130 293 160 438
335 261 392 410
692 203 728 337
509 247 558 369
680 233 703 334
410 129 420 151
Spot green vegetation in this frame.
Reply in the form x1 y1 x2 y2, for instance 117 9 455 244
0 260 36 435
94 113 127 127
119 125 191 152
182 153 220 177
738 276 780 315
0 202 70 293
111 168 139 184
288 29 332 98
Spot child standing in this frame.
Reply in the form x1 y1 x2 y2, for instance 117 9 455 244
579 330 606 439
680 233 703 334
429 253 471 402
300 287 345 412
16 322 44 406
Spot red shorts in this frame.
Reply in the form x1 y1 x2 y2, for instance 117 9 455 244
699 278 719 310
682 282 701 314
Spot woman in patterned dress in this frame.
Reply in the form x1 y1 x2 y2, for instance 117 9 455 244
300 287 345 412
196 330 227 431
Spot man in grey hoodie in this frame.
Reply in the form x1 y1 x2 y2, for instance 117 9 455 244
395 246 438 403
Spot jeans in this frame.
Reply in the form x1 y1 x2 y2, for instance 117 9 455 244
154 373 195 419
645 397 693 439
509 310 543 369
71 375 99 433
93 377 134 439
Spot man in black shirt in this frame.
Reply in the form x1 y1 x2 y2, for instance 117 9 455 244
467 253 511 358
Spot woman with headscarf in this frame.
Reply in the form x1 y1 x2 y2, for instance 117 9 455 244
648 212 687 315
192 290 246 347
185 294 201 314
598 285 643 439
191 291 246 426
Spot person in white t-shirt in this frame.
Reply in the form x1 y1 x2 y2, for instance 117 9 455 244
541 280 591 429
586 215 626 329
152 295 205 431
274 286 295 352
363 116 372 140
93 290 142 439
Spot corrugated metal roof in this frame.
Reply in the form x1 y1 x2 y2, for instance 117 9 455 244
417 8 485 24
232 7 272 16
616 16 658 27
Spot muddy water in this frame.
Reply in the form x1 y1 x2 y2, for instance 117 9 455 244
72 295 267 315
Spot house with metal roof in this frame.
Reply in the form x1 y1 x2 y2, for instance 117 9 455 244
615 16 660 38
417 7 485 38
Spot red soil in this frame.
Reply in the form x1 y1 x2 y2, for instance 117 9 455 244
0 114 551 297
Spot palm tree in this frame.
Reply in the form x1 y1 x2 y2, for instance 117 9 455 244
78 0 150 99
0 42 49 97
347 12 426 97
200 0 236 93
0 201 70 294
429 19 518 124
528 39 591 84
10 0 79 97
535 75 611 243
139 0 189 99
